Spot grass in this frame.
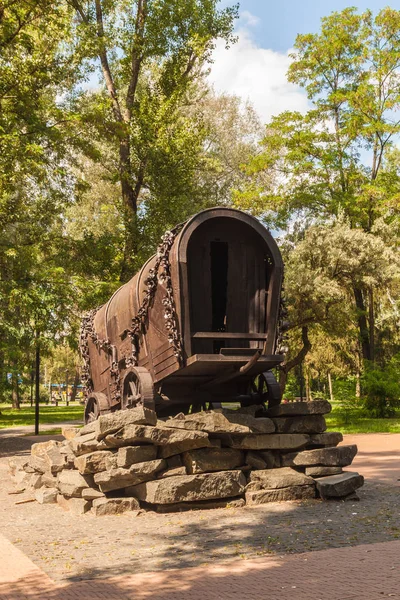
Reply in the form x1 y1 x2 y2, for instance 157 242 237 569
325 403 400 434
0 403 83 429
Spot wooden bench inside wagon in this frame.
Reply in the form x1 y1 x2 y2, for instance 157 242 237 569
79 208 287 423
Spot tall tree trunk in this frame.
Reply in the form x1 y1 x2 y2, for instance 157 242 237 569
353 286 371 361
70 370 80 403
328 372 334 403
368 287 375 363
11 373 20 409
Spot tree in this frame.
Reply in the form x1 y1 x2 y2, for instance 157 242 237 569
236 7 400 362
278 219 399 392
69 0 238 280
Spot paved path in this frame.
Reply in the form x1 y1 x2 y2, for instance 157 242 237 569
0 532 399 599
0 432 398 599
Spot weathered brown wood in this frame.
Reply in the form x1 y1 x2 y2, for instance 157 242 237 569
83 207 284 420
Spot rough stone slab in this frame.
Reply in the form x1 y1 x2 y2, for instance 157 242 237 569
225 433 310 451
74 451 114 474
31 440 61 457
62 426 80 440
70 432 99 456
105 453 118 470
13 470 34 486
245 485 316 504
308 432 343 448
76 421 96 436
41 473 58 488
117 445 157 468
94 459 166 492
95 407 158 440
129 470 246 504
82 487 105 500
28 456 48 474
35 487 58 504
92 497 139 516
164 410 275 434
272 415 326 434
44 446 66 474
57 495 92 515
266 400 332 418
182 448 244 474
153 497 246 513
281 444 358 468
157 466 187 479
315 472 364 499
28 474 43 490
245 451 267 470
306 466 343 477
248 467 315 489
57 470 93 497
104 424 211 452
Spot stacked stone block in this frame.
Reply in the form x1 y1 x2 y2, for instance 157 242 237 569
9 400 364 515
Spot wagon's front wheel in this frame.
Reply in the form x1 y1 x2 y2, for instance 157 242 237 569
84 392 109 424
251 371 282 410
121 367 155 412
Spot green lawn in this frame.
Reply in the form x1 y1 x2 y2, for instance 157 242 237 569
0 403 84 429
325 406 400 434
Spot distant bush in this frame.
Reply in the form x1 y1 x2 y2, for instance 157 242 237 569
362 356 400 418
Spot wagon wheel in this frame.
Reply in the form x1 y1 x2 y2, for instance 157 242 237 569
84 392 109 424
250 371 282 410
121 366 155 411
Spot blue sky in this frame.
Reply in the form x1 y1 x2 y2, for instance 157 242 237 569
210 1 398 123
228 0 396 52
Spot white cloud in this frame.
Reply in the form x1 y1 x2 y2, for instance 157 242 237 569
240 10 260 27
209 29 309 124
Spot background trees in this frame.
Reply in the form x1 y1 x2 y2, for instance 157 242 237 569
236 7 400 404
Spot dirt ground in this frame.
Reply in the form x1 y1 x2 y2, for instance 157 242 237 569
0 431 399 584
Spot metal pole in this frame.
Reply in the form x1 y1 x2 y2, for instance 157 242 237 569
35 333 40 435
65 370 69 406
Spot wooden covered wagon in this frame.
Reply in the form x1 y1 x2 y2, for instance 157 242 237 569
79 207 285 422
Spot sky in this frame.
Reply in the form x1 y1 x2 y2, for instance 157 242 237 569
209 0 399 123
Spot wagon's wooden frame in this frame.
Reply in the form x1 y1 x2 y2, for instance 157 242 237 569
82 208 285 421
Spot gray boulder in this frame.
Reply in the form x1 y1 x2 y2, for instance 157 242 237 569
57 470 93 497
117 445 157 468
246 485 316 504
95 407 157 440
104 424 211 453
129 470 246 505
94 459 166 492
305 466 343 477
163 410 274 434
315 472 364 499
92 497 139 516
281 444 357 467
225 433 310 451
182 448 244 474
248 467 315 489
74 451 114 474
308 432 343 447
272 415 326 434
35 487 58 504
266 400 332 417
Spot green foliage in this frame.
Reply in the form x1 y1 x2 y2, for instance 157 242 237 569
362 356 400 418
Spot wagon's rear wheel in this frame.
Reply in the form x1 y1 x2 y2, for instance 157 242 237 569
84 392 109 424
121 366 155 411
251 371 282 410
